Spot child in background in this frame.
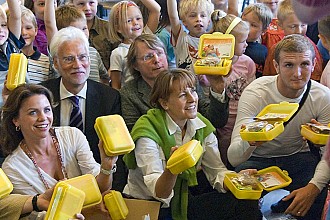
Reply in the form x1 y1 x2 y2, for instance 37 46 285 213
108 0 160 90
263 0 323 81
167 0 214 97
211 12 256 168
24 0 54 55
0 0 24 106
212 0 238 16
44 1 109 84
257 0 284 51
318 16 330 88
70 0 118 72
20 6 51 84
242 3 273 78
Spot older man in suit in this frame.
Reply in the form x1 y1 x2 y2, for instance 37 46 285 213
41 27 125 190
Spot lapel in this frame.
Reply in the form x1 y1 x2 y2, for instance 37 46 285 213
85 80 100 130
52 78 61 126
137 77 152 108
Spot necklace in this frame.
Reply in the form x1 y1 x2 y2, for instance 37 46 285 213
22 129 68 189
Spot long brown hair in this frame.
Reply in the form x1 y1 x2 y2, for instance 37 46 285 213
0 84 54 156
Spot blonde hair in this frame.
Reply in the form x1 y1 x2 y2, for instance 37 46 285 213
277 0 294 23
21 5 37 28
318 16 330 40
212 13 249 37
0 5 7 22
108 1 140 44
242 3 273 31
55 4 86 30
179 0 214 21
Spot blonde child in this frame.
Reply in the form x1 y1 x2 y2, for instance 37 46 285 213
167 0 214 97
318 16 330 88
24 0 55 55
263 0 323 81
20 6 51 84
70 0 118 71
242 3 273 78
108 0 160 90
257 0 284 51
211 12 256 167
0 0 24 106
44 0 109 84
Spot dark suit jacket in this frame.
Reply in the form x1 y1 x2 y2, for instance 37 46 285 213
41 78 121 162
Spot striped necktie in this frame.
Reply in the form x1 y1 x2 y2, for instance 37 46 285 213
68 96 84 132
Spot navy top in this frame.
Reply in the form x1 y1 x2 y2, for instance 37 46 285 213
244 41 268 78
0 32 25 71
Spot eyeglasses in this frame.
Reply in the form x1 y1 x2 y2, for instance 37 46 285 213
60 54 90 64
137 50 165 62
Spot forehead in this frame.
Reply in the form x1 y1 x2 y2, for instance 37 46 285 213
135 41 162 54
70 19 87 27
21 94 49 109
58 39 87 55
73 0 97 4
127 6 142 16
242 11 261 22
282 13 301 24
279 50 313 62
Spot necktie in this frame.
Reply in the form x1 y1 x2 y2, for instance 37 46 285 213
68 96 84 132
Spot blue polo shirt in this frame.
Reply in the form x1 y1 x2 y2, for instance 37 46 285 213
0 32 25 71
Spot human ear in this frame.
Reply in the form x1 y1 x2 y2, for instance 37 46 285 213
12 118 19 128
159 98 169 110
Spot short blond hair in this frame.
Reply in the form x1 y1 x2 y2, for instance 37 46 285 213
179 0 214 21
21 5 37 29
0 5 7 22
277 0 294 23
108 1 140 44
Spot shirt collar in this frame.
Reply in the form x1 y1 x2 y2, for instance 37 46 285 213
165 112 206 135
26 46 41 60
59 78 87 100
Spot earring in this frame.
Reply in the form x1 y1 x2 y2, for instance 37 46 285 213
15 125 20 131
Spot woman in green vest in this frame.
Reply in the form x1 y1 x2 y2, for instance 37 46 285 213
123 69 262 220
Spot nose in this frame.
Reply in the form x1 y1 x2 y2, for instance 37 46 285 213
72 57 84 67
38 112 47 121
152 52 160 62
84 4 91 11
294 66 303 78
187 91 198 102
197 14 202 21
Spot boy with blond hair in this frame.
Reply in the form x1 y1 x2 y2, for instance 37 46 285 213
167 0 215 97
242 3 273 77
319 16 330 88
20 6 51 84
0 0 25 106
263 0 323 81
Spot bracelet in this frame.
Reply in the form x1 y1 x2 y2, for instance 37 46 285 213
100 164 117 175
32 194 41 212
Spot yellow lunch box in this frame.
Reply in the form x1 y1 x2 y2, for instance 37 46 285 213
64 174 102 208
94 115 135 156
224 166 292 200
0 168 13 199
6 53 27 90
104 190 129 220
240 102 299 141
194 32 235 76
166 140 203 174
301 124 330 145
45 182 85 220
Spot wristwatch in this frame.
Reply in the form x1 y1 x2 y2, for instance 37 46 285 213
100 164 117 175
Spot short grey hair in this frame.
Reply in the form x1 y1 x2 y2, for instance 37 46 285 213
49 26 89 58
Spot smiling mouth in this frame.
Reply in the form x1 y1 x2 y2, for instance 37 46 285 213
35 124 48 128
